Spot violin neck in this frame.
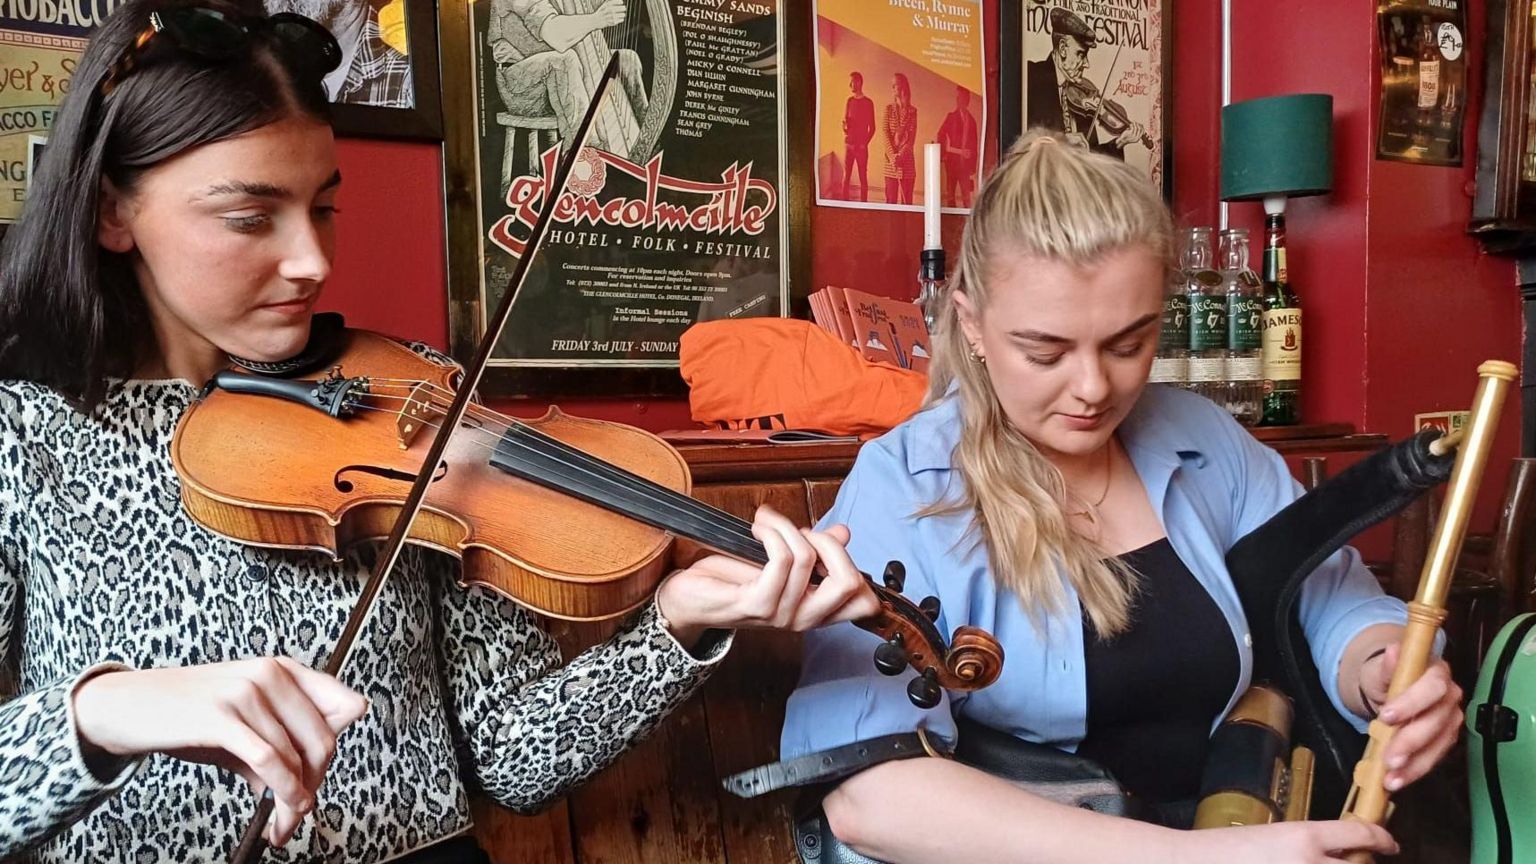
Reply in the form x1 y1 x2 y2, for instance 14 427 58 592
488 422 771 566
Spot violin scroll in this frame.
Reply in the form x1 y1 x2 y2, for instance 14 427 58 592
948 626 1005 688
860 563 1005 708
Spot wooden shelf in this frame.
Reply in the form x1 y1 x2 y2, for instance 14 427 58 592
675 423 1388 482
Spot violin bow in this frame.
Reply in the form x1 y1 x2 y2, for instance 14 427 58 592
1085 42 1122 137
229 53 624 864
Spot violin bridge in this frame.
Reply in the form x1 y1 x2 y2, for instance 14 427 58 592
396 384 437 449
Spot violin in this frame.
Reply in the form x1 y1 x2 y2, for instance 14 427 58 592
173 320 1003 704
1061 77 1152 150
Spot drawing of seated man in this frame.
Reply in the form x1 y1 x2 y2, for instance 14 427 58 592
489 0 649 159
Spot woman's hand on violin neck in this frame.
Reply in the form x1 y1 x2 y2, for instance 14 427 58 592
1174 820 1399 864
655 505 880 646
73 657 368 848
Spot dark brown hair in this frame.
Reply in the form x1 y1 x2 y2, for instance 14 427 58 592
0 0 332 411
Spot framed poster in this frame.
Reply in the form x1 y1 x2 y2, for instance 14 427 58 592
262 0 443 139
0 2 95 225
812 0 986 213
999 0 1171 198
1376 0 1467 166
439 0 810 398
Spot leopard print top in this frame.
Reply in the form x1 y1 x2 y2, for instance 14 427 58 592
0 375 729 863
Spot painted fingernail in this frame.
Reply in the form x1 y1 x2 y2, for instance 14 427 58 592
1389 755 1406 769
1387 776 1404 791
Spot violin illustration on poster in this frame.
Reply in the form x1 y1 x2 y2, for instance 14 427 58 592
1000 0 1170 199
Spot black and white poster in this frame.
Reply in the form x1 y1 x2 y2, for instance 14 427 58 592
1001 0 1168 195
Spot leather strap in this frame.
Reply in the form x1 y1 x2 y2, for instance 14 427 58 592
723 729 950 799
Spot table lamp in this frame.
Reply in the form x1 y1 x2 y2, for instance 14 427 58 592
1221 93 1333 426
1221 93 1334 217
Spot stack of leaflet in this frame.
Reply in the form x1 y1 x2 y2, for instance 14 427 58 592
807 286 931 373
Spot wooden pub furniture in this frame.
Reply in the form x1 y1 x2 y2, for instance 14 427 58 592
468 426 1536 864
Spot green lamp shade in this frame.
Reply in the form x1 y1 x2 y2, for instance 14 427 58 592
1221 94 1334 201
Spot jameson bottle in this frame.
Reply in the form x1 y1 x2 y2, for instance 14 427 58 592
1260 211 1302 425
1185 227 1227 403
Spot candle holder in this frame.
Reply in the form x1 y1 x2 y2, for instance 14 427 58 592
917 247 945 332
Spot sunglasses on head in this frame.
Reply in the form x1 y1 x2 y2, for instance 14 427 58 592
100 5 342 96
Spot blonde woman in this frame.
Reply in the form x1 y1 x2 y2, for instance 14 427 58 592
780 131 1463 863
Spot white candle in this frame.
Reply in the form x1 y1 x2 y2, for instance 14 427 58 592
923 142 941 250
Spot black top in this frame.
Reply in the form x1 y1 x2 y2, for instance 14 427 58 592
1075 538 1240 803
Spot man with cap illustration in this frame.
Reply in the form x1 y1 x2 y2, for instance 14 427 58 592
1025 6 1145 160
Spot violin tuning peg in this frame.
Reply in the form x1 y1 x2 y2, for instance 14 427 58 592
906 668 941 709
882 561 906 593
919 595 941 621
872 638 907 676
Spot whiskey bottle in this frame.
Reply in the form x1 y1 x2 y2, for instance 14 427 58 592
1185 227 1227 404
1151 234 1190 387
1415 15 1441 152
1260 211 1301 425
1220 228 1263 425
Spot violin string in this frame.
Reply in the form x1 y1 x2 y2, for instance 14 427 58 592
493 424 771 563
319 378 900 602
328 399 943 655
338 392 768 560
265 378 928 631
346 399 772 566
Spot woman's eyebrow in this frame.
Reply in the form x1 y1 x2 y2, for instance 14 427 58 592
195 180 291 201
1106 313 1160 341
1008 313 1160 345
194 170 342 201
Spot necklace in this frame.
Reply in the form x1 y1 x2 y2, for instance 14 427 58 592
1070 444 1114 516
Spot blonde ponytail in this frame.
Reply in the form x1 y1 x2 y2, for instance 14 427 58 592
922 129 1174 638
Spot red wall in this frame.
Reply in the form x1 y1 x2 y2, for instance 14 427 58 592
1220 0 1521 528
325 1 1523 527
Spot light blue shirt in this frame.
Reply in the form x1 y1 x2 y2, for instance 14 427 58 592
782 385 1409 759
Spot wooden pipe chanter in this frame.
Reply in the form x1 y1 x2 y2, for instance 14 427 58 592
1340 360 1518 860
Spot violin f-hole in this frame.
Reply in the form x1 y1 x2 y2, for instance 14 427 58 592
334 462 449 493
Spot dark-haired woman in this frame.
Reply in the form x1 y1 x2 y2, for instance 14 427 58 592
0 2 876 861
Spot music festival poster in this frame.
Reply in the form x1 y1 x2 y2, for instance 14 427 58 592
467 0 789 372
1001 0 1166 194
